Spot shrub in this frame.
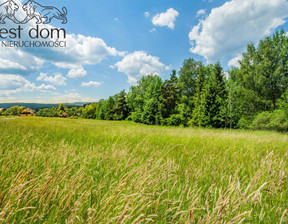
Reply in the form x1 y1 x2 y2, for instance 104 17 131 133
250 111 272 130
237 116 254 129
167 114 183 126
266 110 288 132
250 110 288 132
141 98 161 125
127 109 142 123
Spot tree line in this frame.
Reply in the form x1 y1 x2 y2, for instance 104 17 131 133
2 30 288 131
81 30 288 131
0 105 83 118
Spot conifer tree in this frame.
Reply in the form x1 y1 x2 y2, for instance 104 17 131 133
190 64 207 126
104 96 115 120
113 90 128 120
198 63 227 128
159 70 179 121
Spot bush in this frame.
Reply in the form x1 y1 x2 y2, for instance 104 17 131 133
267 110 288 132
127 109 142 123
250 111 271 130
237 116 254 129
166 114 183 126
250 110 288 132
141 98 161 125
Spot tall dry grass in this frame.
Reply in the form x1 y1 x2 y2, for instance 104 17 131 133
0 117 287 223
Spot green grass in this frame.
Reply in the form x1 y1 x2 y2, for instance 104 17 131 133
0 117 287 223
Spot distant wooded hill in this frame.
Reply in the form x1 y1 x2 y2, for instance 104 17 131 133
0 102 92 110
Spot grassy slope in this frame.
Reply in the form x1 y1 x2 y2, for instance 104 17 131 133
0 117 287 223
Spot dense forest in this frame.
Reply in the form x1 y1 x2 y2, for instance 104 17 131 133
79 30 288 131
2 31 288 131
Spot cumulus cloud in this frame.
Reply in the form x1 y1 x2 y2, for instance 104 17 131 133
145 12 150 18
0 74 55 97
50 92 97 104
0 47 44 75
0 0 124 101
0 11 124 76
152 8 179 29
189 0 288 63
196 9 206 17
228 55 243 68
113 51 167 84
37 73 67 86
0 74 32 91
67 67 87 79
0 58 27 70
46 34 124 69
81 81 102 87
37 84 56 92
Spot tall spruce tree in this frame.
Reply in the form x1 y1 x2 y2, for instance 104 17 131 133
190 63 207 126
159 70 180 121
113 90 128 120
198 63 227 128
104 96 115 120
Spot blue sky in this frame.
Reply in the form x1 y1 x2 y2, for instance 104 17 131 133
1 0 288 103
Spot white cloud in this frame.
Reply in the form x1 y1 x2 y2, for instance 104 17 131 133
196 9 206 17
189 0 288 63
113 51 166 84
0 74 55 97
228 55 243 68
0 74 33 91
37 73 67 86
51 92 60 96
152 8 179 29
145 12 150 18
0 47 44 75
0 0 125 102
81 81 102 87
0 58 27 70
0 23 124 77
50 92 97 104
53 34 124 69
149 28 156 32
165 65 172 71
67 67 87 79
37 84 56 92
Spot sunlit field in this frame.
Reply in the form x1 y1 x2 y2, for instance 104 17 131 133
0 117 287 223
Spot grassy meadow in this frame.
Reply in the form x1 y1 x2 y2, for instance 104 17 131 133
0 117 287 223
